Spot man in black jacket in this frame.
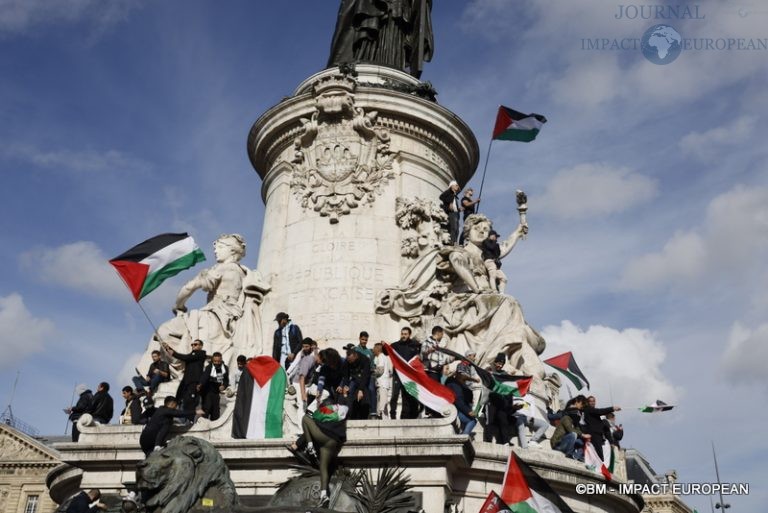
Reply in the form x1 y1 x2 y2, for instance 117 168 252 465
164 339 207 412
139 396 195 456
439 180 462 245
385 327 421 419
199 351 229 421
340 344 372 420
272 312 303 368
59 488 106 513
89 382 114 424
65 384 92 442
119 386 142 425
583 395 621 460
446 370 476 435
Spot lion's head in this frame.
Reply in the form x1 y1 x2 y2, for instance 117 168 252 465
136 436 237 513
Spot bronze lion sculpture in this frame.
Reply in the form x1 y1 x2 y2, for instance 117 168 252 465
136 436 238 513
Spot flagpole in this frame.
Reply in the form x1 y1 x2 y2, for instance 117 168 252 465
476 138 494 214
64 381 76 435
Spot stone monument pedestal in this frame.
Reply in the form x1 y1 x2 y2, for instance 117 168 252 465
248 65 478 345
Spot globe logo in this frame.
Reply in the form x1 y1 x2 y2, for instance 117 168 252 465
641 24 682 64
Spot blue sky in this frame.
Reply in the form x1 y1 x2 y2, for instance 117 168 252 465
1 1 766 510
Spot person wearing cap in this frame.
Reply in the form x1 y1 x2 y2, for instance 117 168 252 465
65 384 93 442
483 353 522 444
439 180 462 244
340 343 372 419
481 230 506 293
272 312 303 368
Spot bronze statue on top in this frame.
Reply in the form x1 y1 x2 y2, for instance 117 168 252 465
328 0 433 78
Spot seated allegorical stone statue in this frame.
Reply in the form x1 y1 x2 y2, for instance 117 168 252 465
377 210 547 383
136 234 270 389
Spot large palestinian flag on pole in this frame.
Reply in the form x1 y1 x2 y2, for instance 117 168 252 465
232 356 287 439
543 352 590 390
109 233 206 301
501 452 576 513
384 343 455 415
492 106 548 143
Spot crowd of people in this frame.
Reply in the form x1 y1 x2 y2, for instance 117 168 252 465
65 311 625 475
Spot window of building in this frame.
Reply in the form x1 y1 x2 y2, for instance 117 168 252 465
24 494 39 513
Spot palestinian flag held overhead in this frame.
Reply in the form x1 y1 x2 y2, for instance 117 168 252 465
109 233 206 301
640 400 674 413
492 105 548 143
232 356 287 439
384 343 455 415
501 452 576 513
479 491 512 513
584 441 613 481
492 376 533 398
543 352 590 390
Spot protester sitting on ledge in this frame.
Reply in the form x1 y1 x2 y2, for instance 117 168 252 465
132 349 170 397
139 395 196 457
550 395 590 461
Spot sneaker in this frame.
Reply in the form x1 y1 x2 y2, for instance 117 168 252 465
318 490 330 508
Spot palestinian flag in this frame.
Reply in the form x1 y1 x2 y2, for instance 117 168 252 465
603 440 615 475
492 376 532 398
479 491 512 513
232 356 287 439
543 352 590 390
109 233 206 301
501 452 576 513
492 106 547 143
639 400 674 413
384 343 455 415
313 403 349 423
584 441 613 481
435 347 530 394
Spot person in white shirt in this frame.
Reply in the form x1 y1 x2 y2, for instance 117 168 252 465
372 342 391 419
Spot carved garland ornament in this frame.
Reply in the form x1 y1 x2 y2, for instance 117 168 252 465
290 74 396 223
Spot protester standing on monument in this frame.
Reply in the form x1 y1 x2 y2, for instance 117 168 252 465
483 354 519 444
164 339 207 413
445 369 476 435
315 348 344 404
64 384 93 442
119 386 142 425
458 188 480 244
340 344 373 419
421 325 453 417
89 382 114 425
482 230 507 293
582 395 621 460
139 396 195 457
439 181 462 245
289 338 317 429
199 351 229 421
232 354 247 392
132 350 170 398
272 312 303 368
354 331 378 417
511 393 549 449
384 327 421 419
372 342 391 419
604 412 624 448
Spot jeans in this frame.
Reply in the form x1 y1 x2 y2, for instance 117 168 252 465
554 432 578 458
448 212 460 244
514 414 549 448
132 374 164 393
457 411 477 435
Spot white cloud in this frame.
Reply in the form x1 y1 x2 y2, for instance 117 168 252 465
621 185 768 290
679 116 757 161
117 351 145 391
620 231 707 290
538 163 658 219
541 320 680 408
0 293 55 369
0 0 139 35
721 322 768 385
2 143 151 175
19 241 127 299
